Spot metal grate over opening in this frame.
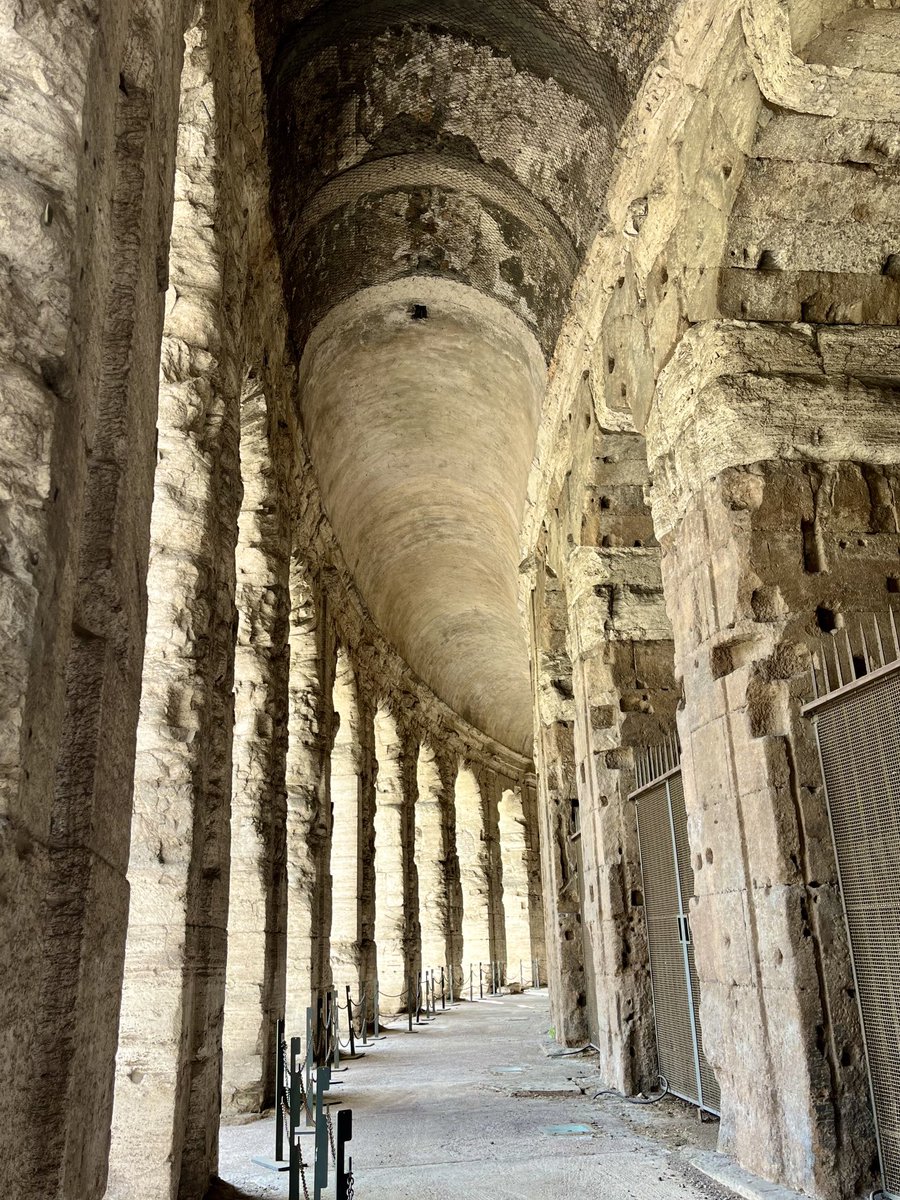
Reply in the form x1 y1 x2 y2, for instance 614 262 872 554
631 749 719 1116
806 659 900 1199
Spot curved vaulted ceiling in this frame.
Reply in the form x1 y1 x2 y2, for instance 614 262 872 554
255 0 680 755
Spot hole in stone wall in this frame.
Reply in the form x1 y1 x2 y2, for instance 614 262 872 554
881 254 900 278
887 577 900 593
411 304 428 320
852 654 866 679
607 356 615 373
816 606 838 633
756 249 780 271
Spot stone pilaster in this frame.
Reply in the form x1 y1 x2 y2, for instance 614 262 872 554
528 566 589 1045
221 380 290 1116
284 564 331 1035
329 652 365 998
647 322 894 1198
415 742 450 973
454 764 494 987
373 706 408 1009
564 428 676 1092
498 787 535 983
107 16 241 1197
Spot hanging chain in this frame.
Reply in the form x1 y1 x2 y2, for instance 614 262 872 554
346 1167 355 1200
325 1109 336 1163
298 1144 311 1200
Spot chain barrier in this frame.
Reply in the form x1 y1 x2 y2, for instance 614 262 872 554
251 964 545 1196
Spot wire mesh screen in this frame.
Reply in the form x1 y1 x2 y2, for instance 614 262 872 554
668 773 720 1113
635 778 700 1107
813 668 900 1197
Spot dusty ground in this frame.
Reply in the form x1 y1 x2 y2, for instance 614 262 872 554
215 989 735 1200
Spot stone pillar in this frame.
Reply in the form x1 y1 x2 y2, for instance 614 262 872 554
0 4 187 1197
479 769 508 976
528 567 588 1044
454 764 493 985
284 564 331 1035
106 15 243 1199
647 322 893 1198
329 650 364 996
498 788 534 985
221 380 290 1116
356 692 379 1006
415 742 450 973
439 751 466 996
520 778 548 980
565 429 676 1092
373 706 408 1009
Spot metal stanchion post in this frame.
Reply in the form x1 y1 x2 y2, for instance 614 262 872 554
408 982 414 1032
469 963 473 1002
289 1036 302 1200
276 1017 285 1164
440 966 446 1010
345 985 356 1057
375 978 381 1036
520 959 524 987
332 990 341 1069
359 983 367 1045
479 962 483 999
305 1007 315 1121
314 1065 331 1199
336 1108 353 1200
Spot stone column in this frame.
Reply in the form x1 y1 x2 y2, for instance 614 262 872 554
647 322 894 1199
0 4 187 1197
479 769 508 977
520 778 548 980
498 788 534 985
373 706 408 1009
439 751 466 996
454 764 493 987
329 650 364 997
107 16 241 1192
284 564 331 1035
415 742 450 974
221 380 290 1116
528 567 588 1044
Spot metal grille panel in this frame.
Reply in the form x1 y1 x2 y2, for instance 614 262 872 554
635 779 701 1107
668 773 721 1113
814 669 900 1196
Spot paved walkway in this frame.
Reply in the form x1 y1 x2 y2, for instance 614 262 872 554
216 990 734 1200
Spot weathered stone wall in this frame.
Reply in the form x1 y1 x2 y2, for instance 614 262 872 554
0 2 188 1196
522 0 900 1194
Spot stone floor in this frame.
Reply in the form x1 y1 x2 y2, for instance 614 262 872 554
215 990 736 1200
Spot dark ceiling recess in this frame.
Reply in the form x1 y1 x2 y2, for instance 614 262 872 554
412 304 428 320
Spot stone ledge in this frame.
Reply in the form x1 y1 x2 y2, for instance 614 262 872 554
683 1148 809 1200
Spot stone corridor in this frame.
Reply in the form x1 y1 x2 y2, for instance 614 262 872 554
2 1 899 1199
215 991 732 1200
